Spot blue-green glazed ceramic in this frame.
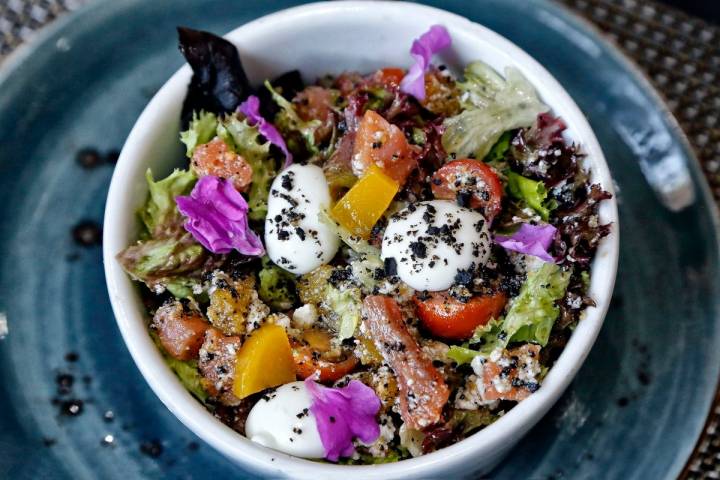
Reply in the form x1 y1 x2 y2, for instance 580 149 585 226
0 1 717 479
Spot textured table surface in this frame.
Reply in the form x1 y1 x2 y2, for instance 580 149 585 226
1 0 718 477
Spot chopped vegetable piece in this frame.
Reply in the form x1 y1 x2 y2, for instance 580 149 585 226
297 265 334 305
292 342 359 383
191 137 253 192
331 165 399 239
206 275 257 336
153 300 209 361
480 344 541 401
375 67 406 89
233 323 297 399
352 110 417 185
295 86 337 143
361 295 449 429
415 292 507 340
198 328 242 405
430 159 503 220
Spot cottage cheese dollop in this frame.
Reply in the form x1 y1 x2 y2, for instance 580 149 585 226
265 164 339 274
245 381 324 458
381 200 491 291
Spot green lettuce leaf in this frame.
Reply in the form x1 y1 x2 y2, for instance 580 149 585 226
217 115 275 221
447 345 482 365
442 62 547 160
180 110 218 157
165 277 202 299
258 256 298 310
166 358 208 403
151 331 208 403
139 168 196 237
336 449 404 465
506 171 556 221
119 168 207 294
449 263 571 364
265 80 321 155
447 408 498 435
502 262 571 346
484 131 512 164
320 209 384 294
117 234 207 293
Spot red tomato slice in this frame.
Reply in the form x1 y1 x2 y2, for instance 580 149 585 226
415 292 507 341
431 159 504 220
292 342 359 383
362 295 449 429
352 110 417 185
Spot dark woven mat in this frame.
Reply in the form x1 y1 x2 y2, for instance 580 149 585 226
1 0 718 477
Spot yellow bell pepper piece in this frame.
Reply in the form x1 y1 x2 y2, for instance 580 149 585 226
330 164 399 238
233 323 296 399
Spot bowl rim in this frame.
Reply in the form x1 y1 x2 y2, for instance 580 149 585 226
103 1 619 477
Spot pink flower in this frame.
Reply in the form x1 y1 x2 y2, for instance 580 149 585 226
399 25 452 101
495 223 557 263
176 175 264 255
304 378 381 461
238 95 292 168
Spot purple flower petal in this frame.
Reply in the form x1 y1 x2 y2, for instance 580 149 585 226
176 175 264 255
399 25 452 101
305 378 381 462
494 223 557 263
238 95 293 168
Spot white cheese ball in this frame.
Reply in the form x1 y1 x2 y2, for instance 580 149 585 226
245 381 324 458
265 164 339 274
381 200 491 291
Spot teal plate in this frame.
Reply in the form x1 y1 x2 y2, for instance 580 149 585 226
0 0 718 478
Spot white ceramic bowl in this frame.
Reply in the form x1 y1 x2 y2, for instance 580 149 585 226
103 2 619 478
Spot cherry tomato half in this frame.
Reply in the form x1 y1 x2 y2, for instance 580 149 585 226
431 159 504 220
415 291 507 340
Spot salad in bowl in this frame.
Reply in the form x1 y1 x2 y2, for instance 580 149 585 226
114 22 612 466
